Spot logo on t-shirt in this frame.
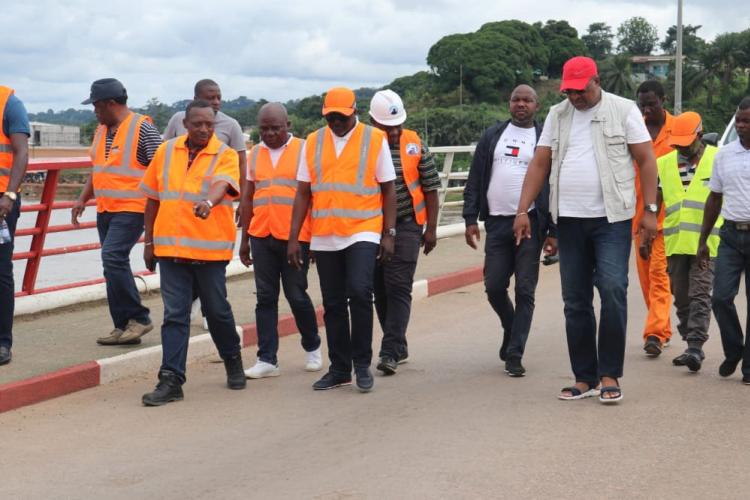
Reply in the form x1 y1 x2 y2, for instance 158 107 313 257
504 145 520 157
406 143 420 155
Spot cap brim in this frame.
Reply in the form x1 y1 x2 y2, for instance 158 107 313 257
369 111 406 127
81 97 94 105
668 135 697 147
560 77 591 92
322 107 355 116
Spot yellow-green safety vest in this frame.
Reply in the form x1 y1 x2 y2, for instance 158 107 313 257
657 145 723 257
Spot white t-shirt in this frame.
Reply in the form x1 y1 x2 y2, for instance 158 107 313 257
709 139 750 221
297 122 396 251
246 134 294 180
538 101 650 218
487 123 537 216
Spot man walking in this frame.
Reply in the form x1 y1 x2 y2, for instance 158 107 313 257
368 89 441 375
288 87 396 393
698 97 750 383
463 84 556 377
73 79 160 346
0 85 29 366
635 80 675 357
140 100 246 406
657 111 721 372
514 56 658 403
238 102 322 378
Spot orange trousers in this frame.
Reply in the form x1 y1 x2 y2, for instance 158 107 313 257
634 230 672 342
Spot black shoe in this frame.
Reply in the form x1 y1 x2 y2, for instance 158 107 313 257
224 354 246 390
397 351 409 364
142 371 184 406
672 353 688 366
376 356 398 375
499 331 510 361
504 357 526 377
312 371 352 390
0 346 11 366
684 349 703 372
719 359 741 377
643 336 662 357
355 367 374 393
743 376 750 385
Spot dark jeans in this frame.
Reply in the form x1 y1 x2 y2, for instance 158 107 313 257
158 259 241 383
483 213 541 360
374 218 422 360
251 235 320 364
557 217 631 386
96 211 150 329
315 241 378 375
712 223 750 376
667 254 714 347
0 195 21 349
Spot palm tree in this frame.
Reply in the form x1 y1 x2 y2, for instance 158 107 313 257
599 54 636 96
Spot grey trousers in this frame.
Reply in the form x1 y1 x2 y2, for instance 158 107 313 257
667 254 714 348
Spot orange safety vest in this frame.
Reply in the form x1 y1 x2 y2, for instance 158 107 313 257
399 129 427 225
142 135 239 261
0 86 15 192
89 112 151 213
248 137 311 242
305 122 385 237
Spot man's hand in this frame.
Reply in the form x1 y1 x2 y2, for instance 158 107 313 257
193 200 211 219
239 238 252 267
422 227 437 255
287 239 303 270
144 244 157 272
0 194 13 221
378 234 395 261
638 212 658 250
465 224 480 249
71 199 86 225
543 237 558 256
697 242 711 270
638 239 652 260
513 213 532 245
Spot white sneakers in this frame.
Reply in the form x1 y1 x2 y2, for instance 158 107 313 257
305 348 323 372
245 360 280 379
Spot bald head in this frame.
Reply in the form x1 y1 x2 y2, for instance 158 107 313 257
509 84 538 128
258 102 291 149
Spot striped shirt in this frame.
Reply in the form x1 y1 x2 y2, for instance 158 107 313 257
391 143 441 219
658 151 696 190
104 120 163 166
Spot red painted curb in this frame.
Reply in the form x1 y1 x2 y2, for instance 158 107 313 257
0 361 100 414
242 306 325 348
427 266 483 297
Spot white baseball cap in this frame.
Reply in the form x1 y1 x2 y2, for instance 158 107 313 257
368 89 407 126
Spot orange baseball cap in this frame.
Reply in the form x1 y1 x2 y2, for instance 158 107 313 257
322 87 357 116
560 56 598 91
668 111 703 147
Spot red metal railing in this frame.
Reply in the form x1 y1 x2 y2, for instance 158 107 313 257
12 158 151 297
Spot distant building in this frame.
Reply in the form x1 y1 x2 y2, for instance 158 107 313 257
630 55 676 82
29 122 81 147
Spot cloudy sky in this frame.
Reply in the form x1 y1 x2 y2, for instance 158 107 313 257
5 0 748 112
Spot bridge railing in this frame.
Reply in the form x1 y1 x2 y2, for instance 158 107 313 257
430 145 474 226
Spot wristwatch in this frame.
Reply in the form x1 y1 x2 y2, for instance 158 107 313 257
2 191 17 202
385 227 397 237
644 203 658 213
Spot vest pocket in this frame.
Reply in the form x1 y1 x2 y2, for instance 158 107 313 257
612 164 635 209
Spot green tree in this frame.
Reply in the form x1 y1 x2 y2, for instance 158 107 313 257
660 24 706 58
599 54 636 96
617 17 658 55
712 32 747 96
139 98 173 130
538 20 587 77
582 22 614 60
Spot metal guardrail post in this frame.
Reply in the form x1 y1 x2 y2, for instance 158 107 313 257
437 152 455 227
22 169 59 294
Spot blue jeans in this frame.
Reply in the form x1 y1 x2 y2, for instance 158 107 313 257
482 213 541 360
158 259 241 383
0 195 21 349
96 211 150 329
315 242 378 375
557 217 631 385
712 223 750 376
251 236 320 365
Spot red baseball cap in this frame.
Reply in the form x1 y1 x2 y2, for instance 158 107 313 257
560 56 598 92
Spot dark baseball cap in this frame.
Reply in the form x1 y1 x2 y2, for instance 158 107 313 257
82 78 128 105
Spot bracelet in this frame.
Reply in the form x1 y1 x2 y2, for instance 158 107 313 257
515 212 529 218
203 199 214 209
144 241 153 246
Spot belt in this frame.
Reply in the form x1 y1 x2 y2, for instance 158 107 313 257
726 220 750 231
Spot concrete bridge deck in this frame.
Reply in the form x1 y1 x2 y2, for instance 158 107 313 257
2 232 750 498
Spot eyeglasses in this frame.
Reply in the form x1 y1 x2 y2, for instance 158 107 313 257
325 113 350 123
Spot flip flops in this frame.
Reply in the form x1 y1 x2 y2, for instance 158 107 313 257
558 384 601 401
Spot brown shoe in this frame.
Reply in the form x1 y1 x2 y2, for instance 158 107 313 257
118 320 154 344
97 328 143 346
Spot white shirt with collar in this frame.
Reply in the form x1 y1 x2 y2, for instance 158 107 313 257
296 119 396 251
246 134 295 180
709 138 750 221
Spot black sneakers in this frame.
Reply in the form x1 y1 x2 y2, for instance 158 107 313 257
224 354 246 390
312 371 352 390
142 371 184 406
0 345 11 366
504 358 526 377
643 335 662 357
719 359 740 377
355 367 374 393
376 356 398 375
684 348 704 372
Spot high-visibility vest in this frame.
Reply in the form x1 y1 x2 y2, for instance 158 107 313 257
657 145 723 257
247 137 311 242
305 122 385 237
89 112 151 213
399 129 427 225
141 135 239 261
0 86 15 192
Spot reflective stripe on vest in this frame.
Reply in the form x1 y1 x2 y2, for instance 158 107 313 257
0 145 12 153
312 126 375 196
91 114 145 178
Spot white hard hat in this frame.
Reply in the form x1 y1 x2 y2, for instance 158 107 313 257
369 89 407 126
